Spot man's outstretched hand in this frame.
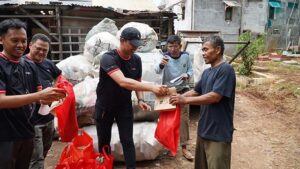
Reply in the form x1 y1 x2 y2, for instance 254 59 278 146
169 94 187 105
39 87 67 103
152 85 169 96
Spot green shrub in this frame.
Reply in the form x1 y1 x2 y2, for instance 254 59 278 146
237 32 266 76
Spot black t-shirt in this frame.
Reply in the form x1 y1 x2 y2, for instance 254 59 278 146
0 53 41 141
194 62 236 143
24 55 62 125
95 49 142 110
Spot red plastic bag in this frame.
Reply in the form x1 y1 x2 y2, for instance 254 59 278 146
101 145 114 169
58 130 94 165
56 153 106 169
54 75 79 142
56 130 114 169
155 105 181 156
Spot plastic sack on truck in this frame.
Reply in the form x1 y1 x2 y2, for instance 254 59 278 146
56 55 98 85
83 122 163 161
85 18 119 41
117 22 158 53
74 77 99 127
83 32 119 65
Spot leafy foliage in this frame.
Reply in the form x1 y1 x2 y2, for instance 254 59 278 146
237 32 266 75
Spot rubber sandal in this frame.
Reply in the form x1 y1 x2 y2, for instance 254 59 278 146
182 149 194 161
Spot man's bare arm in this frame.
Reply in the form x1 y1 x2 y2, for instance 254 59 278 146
185 92 222 105
0 88 66 109
182 89 199 97
109 70 167 95
170 91 222 105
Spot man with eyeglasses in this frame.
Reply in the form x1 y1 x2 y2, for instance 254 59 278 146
0 19 66 169
23 33 62 169
155 35 194 161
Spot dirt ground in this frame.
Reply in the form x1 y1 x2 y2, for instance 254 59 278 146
45 60 300 169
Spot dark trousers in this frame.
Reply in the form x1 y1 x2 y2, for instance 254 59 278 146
29 121 54 169
96 107 135 169
0 139 34 169
194 136 231 169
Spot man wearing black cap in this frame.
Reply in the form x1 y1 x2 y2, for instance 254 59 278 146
95 27 168 169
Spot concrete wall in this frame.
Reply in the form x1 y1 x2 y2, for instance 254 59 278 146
169 0 299 52
173 0 193 32
242 0 268 33
267 0 300 50
193 0 242 54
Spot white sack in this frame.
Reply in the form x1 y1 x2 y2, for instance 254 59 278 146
83 123 163 161
74 76 98 112
136 49 163 85
83 32 119 64
193 47 210 84
85 18 118 41
73 77 99 127
56 55 98 85
117 22 158 53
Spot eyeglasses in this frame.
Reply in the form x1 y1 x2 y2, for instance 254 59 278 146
167 45 180 49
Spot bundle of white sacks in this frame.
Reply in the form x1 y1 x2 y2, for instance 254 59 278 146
55 18 165 161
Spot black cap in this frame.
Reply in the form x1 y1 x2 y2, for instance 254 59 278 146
120 27 144 47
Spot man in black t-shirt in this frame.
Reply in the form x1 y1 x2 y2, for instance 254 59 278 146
95 27 168 169
24 33 62 169
170 36 236 169
0 19 66 169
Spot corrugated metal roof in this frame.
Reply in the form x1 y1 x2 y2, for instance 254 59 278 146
159 0 185 10
0 3 175 16
92 0 159 12
1 0 159 12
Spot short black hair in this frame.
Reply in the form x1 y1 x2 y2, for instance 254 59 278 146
167 35 181 45
0 19 27 36
31 33 51 44
203 35 225 56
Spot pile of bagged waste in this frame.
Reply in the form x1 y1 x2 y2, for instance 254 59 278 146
56 18 164 161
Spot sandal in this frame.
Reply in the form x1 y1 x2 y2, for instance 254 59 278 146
182 148 194 161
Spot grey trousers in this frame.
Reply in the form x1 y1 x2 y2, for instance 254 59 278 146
178 88 190 146
194 136 231 169
180 104 190 146
29 121 54 169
